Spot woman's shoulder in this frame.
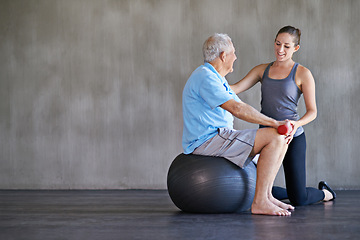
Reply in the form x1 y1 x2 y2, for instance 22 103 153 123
256 63 271 70
252 63 271 74
295 64 315 85
296 64 313 78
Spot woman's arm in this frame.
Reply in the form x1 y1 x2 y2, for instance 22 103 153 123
292 65 317 130
230 64 268 94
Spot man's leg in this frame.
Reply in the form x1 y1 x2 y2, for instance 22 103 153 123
250 128 293 216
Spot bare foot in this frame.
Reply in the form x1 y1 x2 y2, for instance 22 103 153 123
251 200 291 216
270 196 295 210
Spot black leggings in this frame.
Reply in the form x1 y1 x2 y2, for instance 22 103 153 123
272 132 325 206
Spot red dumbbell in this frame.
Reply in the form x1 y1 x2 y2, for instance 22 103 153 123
277 122 293 135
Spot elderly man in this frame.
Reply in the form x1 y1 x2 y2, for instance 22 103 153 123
182 33 294 216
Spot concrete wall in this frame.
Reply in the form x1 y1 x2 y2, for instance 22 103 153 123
0 0 359 189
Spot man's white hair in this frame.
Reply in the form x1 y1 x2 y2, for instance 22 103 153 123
203 33 233 63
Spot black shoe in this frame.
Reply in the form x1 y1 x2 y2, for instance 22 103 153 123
318 181 336 201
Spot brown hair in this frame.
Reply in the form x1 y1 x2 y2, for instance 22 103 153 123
276 26 301 46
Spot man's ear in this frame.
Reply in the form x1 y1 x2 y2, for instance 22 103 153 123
219 51 226 62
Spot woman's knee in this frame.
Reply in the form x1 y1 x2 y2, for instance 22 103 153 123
289 195 308 206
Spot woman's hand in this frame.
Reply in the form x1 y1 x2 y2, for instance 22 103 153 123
288 120 299 137
279 120 297 144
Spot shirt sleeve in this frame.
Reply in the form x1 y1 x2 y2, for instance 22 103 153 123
199 74 235 109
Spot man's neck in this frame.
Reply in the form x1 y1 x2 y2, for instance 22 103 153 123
208 59 226 77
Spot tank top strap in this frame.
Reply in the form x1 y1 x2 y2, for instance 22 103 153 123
261 62 273 81
289 62 299 80
262 62 299 81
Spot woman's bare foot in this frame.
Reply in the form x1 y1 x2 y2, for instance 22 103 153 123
269 195 295 210
323 189 334 201
251 199 291 216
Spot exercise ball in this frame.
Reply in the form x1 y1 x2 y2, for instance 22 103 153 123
167 153 257 213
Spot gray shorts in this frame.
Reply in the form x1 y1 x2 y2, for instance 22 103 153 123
193 128 257 168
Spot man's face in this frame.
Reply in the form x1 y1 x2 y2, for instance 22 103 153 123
224 43 237 74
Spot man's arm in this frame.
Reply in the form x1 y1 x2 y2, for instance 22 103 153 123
221 99 281 128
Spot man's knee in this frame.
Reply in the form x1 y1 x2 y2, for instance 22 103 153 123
256 128 286 144
253 128 287 154
270 133 288 147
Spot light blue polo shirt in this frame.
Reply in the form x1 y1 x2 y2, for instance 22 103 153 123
182 62 241 154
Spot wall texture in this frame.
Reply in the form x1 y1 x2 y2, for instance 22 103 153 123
0 0 359 189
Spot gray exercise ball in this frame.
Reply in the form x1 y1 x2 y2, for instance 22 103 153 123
167 154 257 213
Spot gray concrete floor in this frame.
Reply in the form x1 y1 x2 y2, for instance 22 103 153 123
0 190 359 240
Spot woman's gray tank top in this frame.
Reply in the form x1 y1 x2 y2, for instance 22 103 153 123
260 62 304 137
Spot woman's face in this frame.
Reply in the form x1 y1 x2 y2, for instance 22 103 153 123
274 33 299 62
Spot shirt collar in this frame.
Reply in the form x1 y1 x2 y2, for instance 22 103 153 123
204 62 225 82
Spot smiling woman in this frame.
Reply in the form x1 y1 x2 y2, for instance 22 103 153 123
230 25 336 206
271 27 301 78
